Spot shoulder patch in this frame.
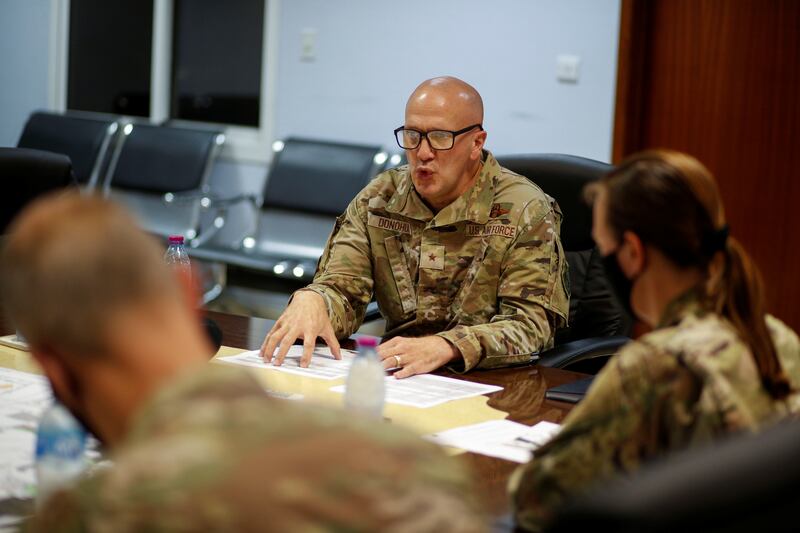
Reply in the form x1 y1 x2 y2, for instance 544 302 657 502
368 196 388 209
489 202 513 218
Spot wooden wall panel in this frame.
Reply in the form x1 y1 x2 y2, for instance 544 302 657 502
614 0 800 331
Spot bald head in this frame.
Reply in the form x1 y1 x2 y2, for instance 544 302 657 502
406 76 484 125
1 193 178 355
401 77 487 211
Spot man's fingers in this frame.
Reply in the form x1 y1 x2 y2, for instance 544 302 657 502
376 338 402 360
394 362 418 379
273 333 296 366
261 326 283 362
376 337 399 355
300 336 315 368
322 327 341 360
378 348 400 363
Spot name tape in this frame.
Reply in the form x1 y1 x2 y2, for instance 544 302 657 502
368 214 412 234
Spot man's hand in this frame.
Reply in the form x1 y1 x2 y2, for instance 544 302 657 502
260 291 341 368
377 336 460 379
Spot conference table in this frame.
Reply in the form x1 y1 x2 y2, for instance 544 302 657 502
207 311 588 515
0 309 590 521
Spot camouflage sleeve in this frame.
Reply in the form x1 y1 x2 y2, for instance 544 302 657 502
24 405 490 533
767 314 800 386
509 340 692 531
437 200 570 372
22 477 99 533
303 193 373 339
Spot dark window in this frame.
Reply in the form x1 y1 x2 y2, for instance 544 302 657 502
171 0 264 127
68 0 153 117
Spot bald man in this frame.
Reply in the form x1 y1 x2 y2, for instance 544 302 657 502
262 77 570 377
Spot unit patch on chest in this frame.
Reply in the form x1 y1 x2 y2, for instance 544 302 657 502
489 203 513 218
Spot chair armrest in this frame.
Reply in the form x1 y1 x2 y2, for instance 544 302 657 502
537 335 630 369
164 191 259 208
163 192 259 248
208 193 260 209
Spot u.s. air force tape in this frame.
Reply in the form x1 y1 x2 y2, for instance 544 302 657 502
466 223 517 239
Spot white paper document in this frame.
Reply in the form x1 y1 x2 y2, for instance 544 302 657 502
0 368 104 505
218 348 356 380
0 368 53 501
331 373 502 408
425 419 561 463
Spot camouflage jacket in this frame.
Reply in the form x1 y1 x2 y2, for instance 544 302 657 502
305 151 570 372
510 288 800 531
25 365 487 533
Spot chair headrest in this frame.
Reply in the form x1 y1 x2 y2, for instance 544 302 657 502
18 111 117 185
0 147 77 233
262 137 383 217
111 124 222 193
550 419 800 532
496 153 612 251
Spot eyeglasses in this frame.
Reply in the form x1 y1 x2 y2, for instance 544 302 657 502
393 123 483 151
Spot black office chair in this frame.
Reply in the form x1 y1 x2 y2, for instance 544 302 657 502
104 123 225 242
186 137 386 312
0 148 78 233
548 419 800 533
17 111 119 189
496 154 632 372
191 137 386 278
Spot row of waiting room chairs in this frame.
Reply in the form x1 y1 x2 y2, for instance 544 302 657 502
13 110 631 373
16 111 391 285
20 111 222 245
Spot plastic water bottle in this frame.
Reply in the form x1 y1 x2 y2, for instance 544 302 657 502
164 235 191 277
344 337 386 419
35 403 88 506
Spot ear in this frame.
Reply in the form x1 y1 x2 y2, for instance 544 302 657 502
470 130 487 160
619 230 647 277
30 345 81 410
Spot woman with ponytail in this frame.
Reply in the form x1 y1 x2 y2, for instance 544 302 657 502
511 150 800 532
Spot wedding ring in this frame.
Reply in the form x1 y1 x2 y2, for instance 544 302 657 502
394 355 402 367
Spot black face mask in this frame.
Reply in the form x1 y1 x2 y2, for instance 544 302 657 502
601 248 636 319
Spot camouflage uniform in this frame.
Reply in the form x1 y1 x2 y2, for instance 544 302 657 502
304 151 570 371
510 288 800 532
24 365 487 533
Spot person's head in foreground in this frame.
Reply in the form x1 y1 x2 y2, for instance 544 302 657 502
2 192 212 444
511 149 800 532
2 193 485 532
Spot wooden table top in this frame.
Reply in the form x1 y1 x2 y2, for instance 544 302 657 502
204 310 588 515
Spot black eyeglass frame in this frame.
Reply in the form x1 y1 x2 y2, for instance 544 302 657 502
393 123 484 151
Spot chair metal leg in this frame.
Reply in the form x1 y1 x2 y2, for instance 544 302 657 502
198 261 227 306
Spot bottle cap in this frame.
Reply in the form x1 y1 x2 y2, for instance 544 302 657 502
356 337 379 348
168 235 185 244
